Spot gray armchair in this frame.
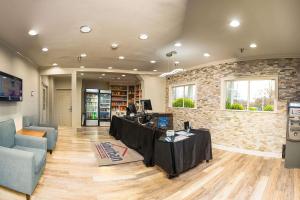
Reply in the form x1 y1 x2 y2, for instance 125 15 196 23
0 119 47 200
23 116 58 154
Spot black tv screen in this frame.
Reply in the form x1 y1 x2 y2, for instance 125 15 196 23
0 71 23 101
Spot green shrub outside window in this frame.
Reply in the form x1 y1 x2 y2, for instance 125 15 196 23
172 98 195 108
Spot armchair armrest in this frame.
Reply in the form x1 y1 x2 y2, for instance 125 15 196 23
15 134 47 151
0 146 35 194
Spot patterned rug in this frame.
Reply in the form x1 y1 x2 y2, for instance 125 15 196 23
93 139 143 166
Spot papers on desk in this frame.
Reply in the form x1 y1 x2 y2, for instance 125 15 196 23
173 135 189 142
176 131 194 137
162 135 189 142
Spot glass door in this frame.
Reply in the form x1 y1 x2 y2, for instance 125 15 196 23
99 90 111 126
85 89 99 126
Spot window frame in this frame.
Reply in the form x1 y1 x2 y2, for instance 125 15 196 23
169 82 197 109
220 76 278 113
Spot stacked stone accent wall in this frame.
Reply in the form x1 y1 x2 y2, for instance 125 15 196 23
166 58 300 153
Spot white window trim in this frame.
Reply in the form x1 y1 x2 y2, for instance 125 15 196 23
168 82 197 109
220 76 278 113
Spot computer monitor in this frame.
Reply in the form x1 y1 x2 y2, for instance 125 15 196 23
141 99 152 111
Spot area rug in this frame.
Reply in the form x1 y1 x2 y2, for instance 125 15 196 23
93 139 144 166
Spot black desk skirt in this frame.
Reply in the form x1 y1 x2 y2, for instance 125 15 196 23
109 116 164 166
154 129 213 177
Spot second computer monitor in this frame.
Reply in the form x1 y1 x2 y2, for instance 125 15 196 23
141 99 152 111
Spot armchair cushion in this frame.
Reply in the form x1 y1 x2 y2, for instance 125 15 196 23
13 145 46 174
0 119 16 148
24 126 57 151
15 134 47 151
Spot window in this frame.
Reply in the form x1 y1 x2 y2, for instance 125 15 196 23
224 78 276 112
170 84 196 108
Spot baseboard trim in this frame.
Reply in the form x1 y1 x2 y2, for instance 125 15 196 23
212 144 282 158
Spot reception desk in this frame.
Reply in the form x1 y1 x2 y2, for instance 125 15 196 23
109 116 165 166
109 115 213 177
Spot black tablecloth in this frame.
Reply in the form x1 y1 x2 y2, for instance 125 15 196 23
109 116 164 166
154 129 212 177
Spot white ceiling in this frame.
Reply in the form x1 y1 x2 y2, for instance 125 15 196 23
0 0 299 72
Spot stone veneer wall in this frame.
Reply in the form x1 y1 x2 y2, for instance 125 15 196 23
166 58 300 153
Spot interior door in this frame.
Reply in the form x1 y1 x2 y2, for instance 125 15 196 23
55 89 72 126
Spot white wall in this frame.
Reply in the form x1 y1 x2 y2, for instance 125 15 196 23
139 75 166 112
0 42 39 130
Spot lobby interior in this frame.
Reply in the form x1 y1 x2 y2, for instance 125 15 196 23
0 0 300 200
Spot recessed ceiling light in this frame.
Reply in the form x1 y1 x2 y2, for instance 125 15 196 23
229 20 240 27
249 43 257 48
174 61 180 64
111 43 119 49
174 42 182 47
108 66 113 69
98 77 103 79
153 69 158 72
122 74 126 77
80 25 92 33
118 56 125 60
80 66 85 69
42 47 48 52
150 60 156 64
80 73 84 76
52 63 58 66
133 68 138 71
80 53 87 58
139 33 148 40
28 29 38 36
203 53 210 57
102 74 105 76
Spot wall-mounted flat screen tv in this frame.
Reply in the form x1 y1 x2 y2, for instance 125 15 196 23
0 71 23 101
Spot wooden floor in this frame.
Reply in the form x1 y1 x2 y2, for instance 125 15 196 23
1 127 300 200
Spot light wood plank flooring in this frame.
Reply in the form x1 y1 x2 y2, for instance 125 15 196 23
0 127 299 200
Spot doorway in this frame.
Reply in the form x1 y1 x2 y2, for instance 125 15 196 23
55 89 72 126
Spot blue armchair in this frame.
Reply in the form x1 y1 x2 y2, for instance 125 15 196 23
0 119 47 200
23 116 58 154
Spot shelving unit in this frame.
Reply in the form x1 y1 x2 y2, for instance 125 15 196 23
110 84 142 116
128 85 135 103
111 85 128 112
135 84 142 107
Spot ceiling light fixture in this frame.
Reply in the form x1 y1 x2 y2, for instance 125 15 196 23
28 29 38 36
150 60 156 64
174 42 182 47
111 43 119 49
118 56 125 60
122 74 126 77
108 66 113 69
153 69 157 72
133 68 138 71
160 68 184 77
80 53 87 58
52 63 58 66
80 26 92 33
174 61 180 64
80 66 85 69
117 77 121 80
229 20 240 27
139 33 148 40
102 74 105 76
203 53 210 57
42 47 48 52
249 43 257 48
98 77 103 79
